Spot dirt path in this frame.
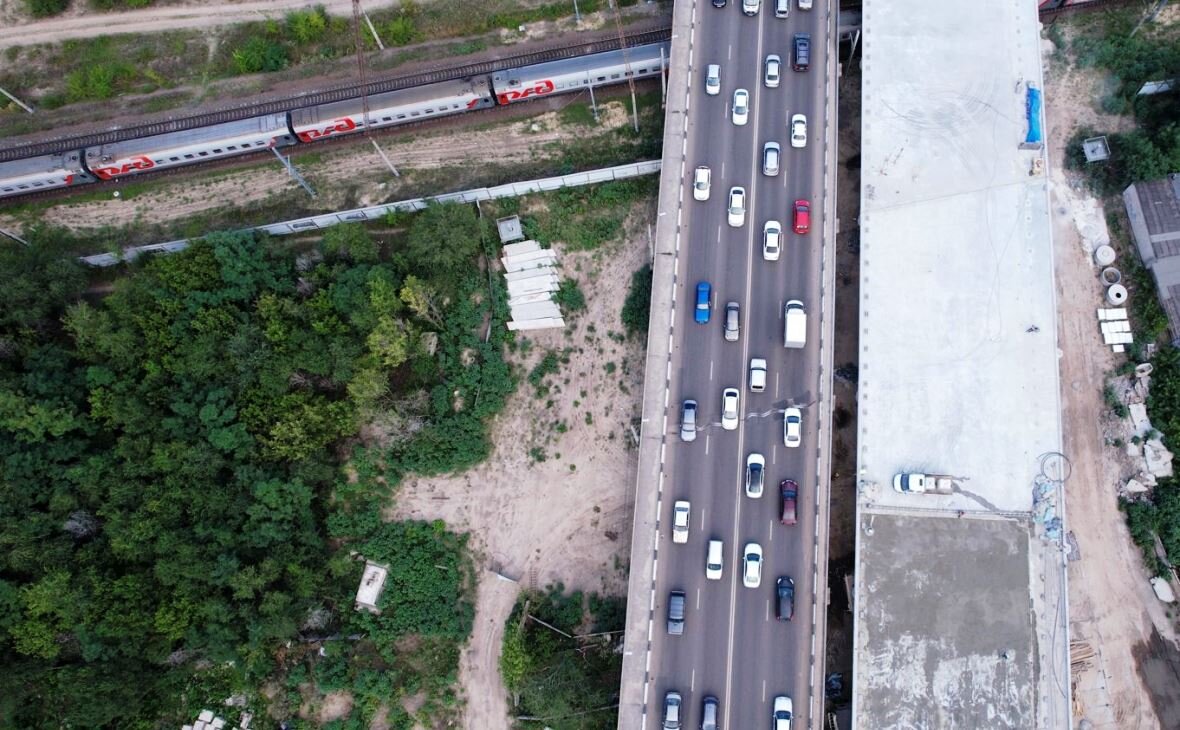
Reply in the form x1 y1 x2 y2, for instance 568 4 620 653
387 203 651 730
1042 28 1180 730
0 0 360 50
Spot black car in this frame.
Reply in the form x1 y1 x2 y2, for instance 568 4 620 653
667 590 686 635
776 576 795 621
793 32 811 71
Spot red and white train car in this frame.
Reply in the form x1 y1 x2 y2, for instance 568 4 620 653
82 113 297 181
0 151 94 197
490 44 668 105
289 77 495 143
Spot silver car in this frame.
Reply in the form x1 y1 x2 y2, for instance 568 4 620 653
763 141 781 176
764 54 782 88
663 691 683 729
724 301 740 342
727 186 747 227
680 399 698 442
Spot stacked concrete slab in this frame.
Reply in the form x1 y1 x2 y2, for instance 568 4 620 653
502 240 565 330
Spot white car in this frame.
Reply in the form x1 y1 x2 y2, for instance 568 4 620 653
721 388 740 431
742 542 763 588
764 54 782 88
763 220 782 261
790 113 807 148
773 695 794 730
745 453 765 498
705 63 721 96
798 0 812 8
672 500 691 543
763 141 781 176
706 539 723 580
693 165 712 201
742 0 761 16
727 186 747 227
732 88 750 126
783 406 802 447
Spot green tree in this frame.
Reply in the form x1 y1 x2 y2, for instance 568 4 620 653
621 263 652 336
405 203 484 282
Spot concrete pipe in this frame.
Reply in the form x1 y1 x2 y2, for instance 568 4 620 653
1100 267 1122 285
1094 245 1116 266
1106 284 1128 305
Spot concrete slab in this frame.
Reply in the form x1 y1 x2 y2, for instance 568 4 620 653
502 240 541 256
510 302 561 320
856 514 1037 729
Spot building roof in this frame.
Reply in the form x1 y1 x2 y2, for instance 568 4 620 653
854 0 1070 726
1130 174 1180 245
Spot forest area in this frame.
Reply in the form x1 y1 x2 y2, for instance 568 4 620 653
0 204 514 728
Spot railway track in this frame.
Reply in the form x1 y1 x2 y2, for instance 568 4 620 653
0 25 672 162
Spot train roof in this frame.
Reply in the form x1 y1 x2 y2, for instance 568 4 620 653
85 112 290 159
493 42 669 86
291 76 491 125
0 152 83 177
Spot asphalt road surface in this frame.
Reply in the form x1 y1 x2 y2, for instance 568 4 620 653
648 1 828 728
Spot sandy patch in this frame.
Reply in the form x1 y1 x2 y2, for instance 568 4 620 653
387 200 653 730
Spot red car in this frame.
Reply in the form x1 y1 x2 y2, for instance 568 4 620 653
780 479 798 525
793 199 810 234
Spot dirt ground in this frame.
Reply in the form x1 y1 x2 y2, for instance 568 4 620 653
1042 24 1180 730
386 200 653 730
0 96 636 235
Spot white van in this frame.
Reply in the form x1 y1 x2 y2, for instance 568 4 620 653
775 0 789 18
784 300 807 349
706 540 724 580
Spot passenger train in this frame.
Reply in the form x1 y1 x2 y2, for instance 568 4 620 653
0 43 669 200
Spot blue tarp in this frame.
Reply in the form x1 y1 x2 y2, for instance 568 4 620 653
1026 86 1043 145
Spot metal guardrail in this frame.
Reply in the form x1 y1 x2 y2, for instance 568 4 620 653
79 160 662 267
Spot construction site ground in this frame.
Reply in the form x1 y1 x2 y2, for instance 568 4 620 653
386 197 654 730
1042 21 1180 730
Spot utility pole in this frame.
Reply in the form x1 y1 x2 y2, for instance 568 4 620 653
0 228 29 247
0 86 34 114
585 70 599 123
353 0 399 176
573 0 581 23
270 147 316 198
607 0 639 133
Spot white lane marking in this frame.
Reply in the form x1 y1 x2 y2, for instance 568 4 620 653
696 587 701 610
691 669 696 692
762 679 767 703
772 445 778 465
705 433 710 455
765 599 770 622
709 360 715 381
721 161 726 177
768 520 773 542
728 44 733 60
775 371 780 397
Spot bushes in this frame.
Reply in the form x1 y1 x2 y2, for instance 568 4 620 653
287 6 328 44
23 0 68 16
231 36 289 74
621 263 653 337
554 278 587 314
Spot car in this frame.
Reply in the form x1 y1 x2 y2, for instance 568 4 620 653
724 301 740 342
732 88 750 126
667 590 686 635
749 357 767 392
764 54 782 88
694 281 712 324
763 220 782 261
745 453 765 498
705 63 721 95
798 0 812 8
680 399 698 442
742 542 763 588
775 0 790 18
721 388 740 431
783 406 802 447
780 479 798 525
706 539 723 580
793 199 810 234
727 186 747 227
773 695 793 730
712 0 726 6
790 113 807 148
776 576 795 620
762 141 781 176
663 690 683 730
742 0 760 15
693 165 712 201
672 500 691 543
701 696 720 730
793 33 810 71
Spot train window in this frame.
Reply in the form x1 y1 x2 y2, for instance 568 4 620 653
170 157 179 162
397 114 406 119
184 154 195 159
382 116 392 122
426 108 434 114
213 148 222 154
597 76 606 82
411 111 419 117
227 146 237 151
198 151 208 157
611 73 620 79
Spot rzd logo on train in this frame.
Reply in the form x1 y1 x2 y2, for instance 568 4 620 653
297 117 358 142
91 156 155 180
498 79 556 104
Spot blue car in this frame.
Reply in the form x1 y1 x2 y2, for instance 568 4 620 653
695 282 712 324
